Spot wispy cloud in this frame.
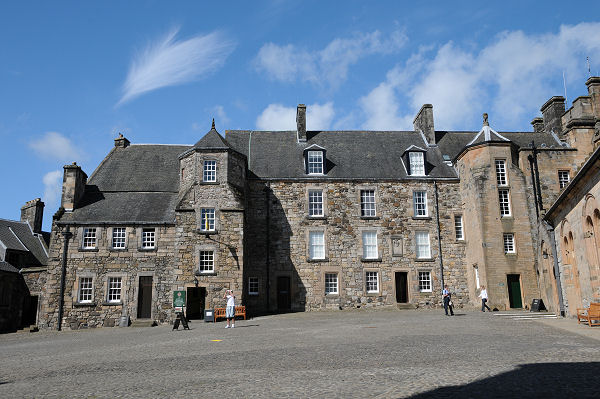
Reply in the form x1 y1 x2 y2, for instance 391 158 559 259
118 28 236 106
29 132 85 163
256 102 335 130
254 30 407 90
42 170 63 209
358 23 600 131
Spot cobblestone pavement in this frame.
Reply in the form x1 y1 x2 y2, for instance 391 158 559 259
1 309 599 398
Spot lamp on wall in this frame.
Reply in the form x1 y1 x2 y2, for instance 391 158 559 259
542 250 548 259
194 276 199 287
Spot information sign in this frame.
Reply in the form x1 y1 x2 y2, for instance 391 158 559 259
173 290 186 308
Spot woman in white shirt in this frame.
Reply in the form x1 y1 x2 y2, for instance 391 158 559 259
224 290 236 328
479 286 491 312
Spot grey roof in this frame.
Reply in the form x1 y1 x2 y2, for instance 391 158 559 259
194 123 231 149
64 144 191 224
0 261 19 273
0 219 48 266
225 130 458 179
436 130 568 160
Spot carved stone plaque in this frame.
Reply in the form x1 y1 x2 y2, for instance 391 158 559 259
391 236 403 256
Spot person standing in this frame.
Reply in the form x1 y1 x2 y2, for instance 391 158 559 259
224 290 236 328
442 285 454 316
479 285 491 312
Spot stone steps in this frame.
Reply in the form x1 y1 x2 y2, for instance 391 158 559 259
16 324 39 333
130 320 156 328
396 303 417 310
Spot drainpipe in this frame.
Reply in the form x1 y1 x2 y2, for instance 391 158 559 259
434 182 445 296
57 226 72 331
264 184 271 312
527 155 540 219
530 141 544 213
544 220 566 316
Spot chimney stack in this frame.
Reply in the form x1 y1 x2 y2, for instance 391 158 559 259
114 133 130 148
540 96 565 137
21 198 44 233
413 104 435 145
296 104 307 142
531 117 544 132
61 162 87 212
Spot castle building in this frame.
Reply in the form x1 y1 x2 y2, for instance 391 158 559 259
37 78 600 330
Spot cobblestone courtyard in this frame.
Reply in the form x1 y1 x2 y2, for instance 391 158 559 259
1 309 599 398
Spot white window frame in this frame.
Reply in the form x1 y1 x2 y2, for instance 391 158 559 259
558 170 570 189
325 273 339 295
409 152 425 176
413 191 428 217
309 231 325 260
495 159 508 186
362 231 378 259
360 190 376 217
82 228 97 249
78 277 93 303
498 189 511 217
418 271 432 292
107 277 122 303
112 227 126 249
454 215 464 240
365 271 379 293
307 150 324 175
200 208 216 231
199 250 215 273
203 160 217 182
415 231 431 259
248 277 259 296
503 233 516 254
308 190 324 217
142 228 156 249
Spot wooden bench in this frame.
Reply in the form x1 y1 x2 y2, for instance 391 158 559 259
577 302 600 327
213 306 246 322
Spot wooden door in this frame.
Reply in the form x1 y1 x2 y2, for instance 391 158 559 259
277 276 291 312
137 276 153 318
395 272 408 303
507 274 523 308
186 287 206 320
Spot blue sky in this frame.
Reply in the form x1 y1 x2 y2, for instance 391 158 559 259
2 1 600 230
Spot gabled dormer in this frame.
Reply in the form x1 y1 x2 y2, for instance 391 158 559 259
304 144 326 175
402 145 427 176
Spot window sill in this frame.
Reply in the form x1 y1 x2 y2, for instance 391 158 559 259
412 216 432 220
196 229 219 235
307 216 327 220
419 290 433 293
248 293 259 296
505 253 517 257
307 258 329 263
195 271 217 276
109 248 128 252
360 216 379 220
366 292 380 296
324 293 339 297
73 302 96 307
138 247 157 252
102 301 123 306
500 216 514 220
415 258 435 262
361 258 382 262
200 181 219 185
78 248 98 252
455 239 466 243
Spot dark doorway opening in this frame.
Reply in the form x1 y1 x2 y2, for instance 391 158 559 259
22 295 38 327
186 287 206 320
137 276 153 319
507 274 523 308
277 276 291 312
395 272 408 303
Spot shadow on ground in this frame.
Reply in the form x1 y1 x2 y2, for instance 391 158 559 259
408 362 600 399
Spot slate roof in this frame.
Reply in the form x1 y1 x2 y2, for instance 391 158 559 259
194 121 231 149
0 219 48 266
60 144 191 224
0 261 19 274
225 130 458 179
436 130 568 160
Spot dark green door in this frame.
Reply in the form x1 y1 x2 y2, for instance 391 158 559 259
507 274 522 308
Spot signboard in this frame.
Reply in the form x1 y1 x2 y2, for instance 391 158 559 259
530 298 546 312
173 290 186 310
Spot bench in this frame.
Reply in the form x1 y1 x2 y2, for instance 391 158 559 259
577 302 600 327
213 306 246 322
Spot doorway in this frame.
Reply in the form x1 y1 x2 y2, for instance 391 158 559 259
22 295 38 327
137 276 153 319
395 272 408 303
507 274 523 308
186 287 206 320
277 276 291 312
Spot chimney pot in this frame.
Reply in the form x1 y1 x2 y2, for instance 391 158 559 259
296 104 307 142
20 198 44 233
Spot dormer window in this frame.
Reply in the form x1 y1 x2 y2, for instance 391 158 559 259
307 150 324 174
203 160 216 182
409 152 425 176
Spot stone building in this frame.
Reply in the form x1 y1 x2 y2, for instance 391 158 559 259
38 77 600 330
0 199 49 332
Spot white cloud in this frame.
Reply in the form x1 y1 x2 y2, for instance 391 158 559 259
118 28 236 105
256 102 335 131
29 132 84 163
42 170 63 209
254 30 407 89
358 23 600 131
